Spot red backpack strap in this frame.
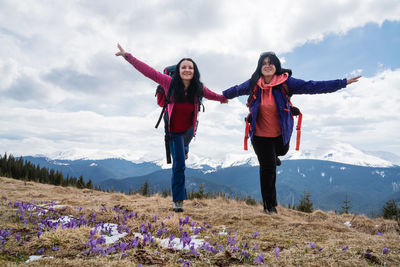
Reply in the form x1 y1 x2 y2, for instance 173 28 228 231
244 112 251 150
295 112 302 150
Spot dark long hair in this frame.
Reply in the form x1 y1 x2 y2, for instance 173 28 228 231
167 58 203 103
249 52 292 91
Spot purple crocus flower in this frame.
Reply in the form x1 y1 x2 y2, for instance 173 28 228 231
156 228 163 237
96 236 106 245
37 231 43 238
377 232 382 236
193 227 201 235
52 246 59 251
140 224 147 234
183 216 190 225
182 260 191 267
227 236 237 247
253 232 259 239
90 229 97 237
241 250 249 259
15 234 21 243
120 242 127 253
382 248 390 254
107 246 116 254
308 242 316 248
342 245 348 251
254 252 264 263
37 248 45 254
190 244 198 256
274 247 281 258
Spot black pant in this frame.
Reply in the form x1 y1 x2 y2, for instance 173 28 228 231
251 135 289 211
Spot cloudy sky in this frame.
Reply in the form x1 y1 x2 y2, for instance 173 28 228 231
1 0 399 165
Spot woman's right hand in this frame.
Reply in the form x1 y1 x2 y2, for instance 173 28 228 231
115 43 126 57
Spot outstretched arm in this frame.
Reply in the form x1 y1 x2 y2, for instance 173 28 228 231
287 75 361 95
203 86 228 103
222 79 252 99
115 43 172 89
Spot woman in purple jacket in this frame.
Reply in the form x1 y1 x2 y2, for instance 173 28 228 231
222 52 360 214
116 44 227 212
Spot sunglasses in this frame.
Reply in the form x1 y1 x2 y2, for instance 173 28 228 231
260 51 276 57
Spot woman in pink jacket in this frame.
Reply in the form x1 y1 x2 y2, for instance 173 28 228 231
116 44 227 212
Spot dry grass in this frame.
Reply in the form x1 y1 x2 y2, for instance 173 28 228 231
0 176 399 266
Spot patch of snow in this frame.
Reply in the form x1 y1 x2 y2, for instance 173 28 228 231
48 216 74 225
392 182 400 192
321 172 325 177
90 163 98 167
344 221 352 227
25 256 54 263
93 223 128 245
374 170 385 178
159 235 205 250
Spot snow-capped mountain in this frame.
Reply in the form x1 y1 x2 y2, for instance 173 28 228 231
32 141 397 169
283 142 395 167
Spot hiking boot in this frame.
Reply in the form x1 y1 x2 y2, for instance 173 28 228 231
269 207 278 214
173 201 184 212
178 201 184 212
276 157 281 166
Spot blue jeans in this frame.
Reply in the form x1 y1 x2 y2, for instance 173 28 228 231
169 127 193 202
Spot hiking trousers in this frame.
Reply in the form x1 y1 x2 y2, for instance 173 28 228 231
169 127 193 202
251 135 289 211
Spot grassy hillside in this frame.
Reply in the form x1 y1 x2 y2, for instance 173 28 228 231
0 176 399 266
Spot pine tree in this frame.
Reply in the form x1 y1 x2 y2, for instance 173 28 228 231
341 193 352 214
382 200 399 220
86 179 93 189
77 176 85 189
296 191 314 213
139 180 150 196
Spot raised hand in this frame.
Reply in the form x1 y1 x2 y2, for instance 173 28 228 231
115 43 126 57
347 75 361 85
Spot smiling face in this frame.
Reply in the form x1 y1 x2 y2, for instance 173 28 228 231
261 57 276 80
179 60 194 82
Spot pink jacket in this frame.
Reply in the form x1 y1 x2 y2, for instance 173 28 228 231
124 53 226 135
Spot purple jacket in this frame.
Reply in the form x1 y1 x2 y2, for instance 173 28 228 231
222 76 347 146
124 53 226 135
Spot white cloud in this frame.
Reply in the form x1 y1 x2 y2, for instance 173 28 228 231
0 0 399 161
291 68 400 154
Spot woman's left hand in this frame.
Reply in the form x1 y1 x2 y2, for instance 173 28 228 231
347 75 361 85
115 43 126 57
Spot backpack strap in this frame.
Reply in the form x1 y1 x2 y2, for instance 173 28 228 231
155 105 167 128
246 85 258 107
281 82 302 151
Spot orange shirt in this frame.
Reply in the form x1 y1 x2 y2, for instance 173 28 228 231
254 91 282 137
